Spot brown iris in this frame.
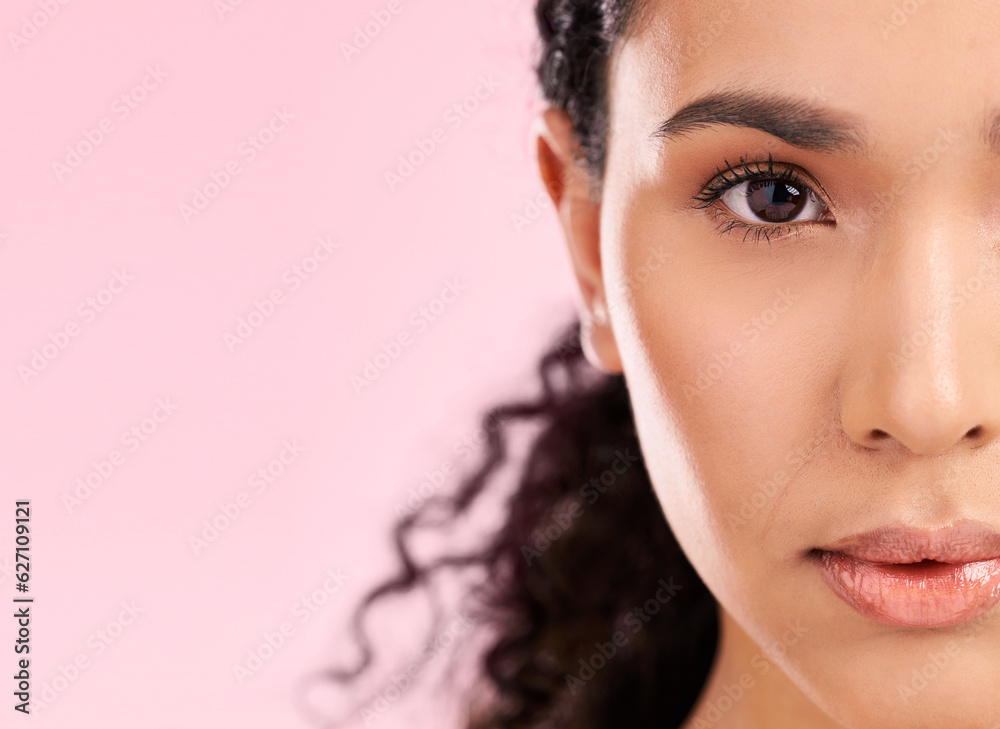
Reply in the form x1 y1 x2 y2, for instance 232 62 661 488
745 180 806 222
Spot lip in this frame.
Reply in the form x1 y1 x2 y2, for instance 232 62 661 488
812 520 1000 628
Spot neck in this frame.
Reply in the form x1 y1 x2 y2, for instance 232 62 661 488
679 607 843 729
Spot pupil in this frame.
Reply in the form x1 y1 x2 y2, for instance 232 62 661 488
746 180 805 222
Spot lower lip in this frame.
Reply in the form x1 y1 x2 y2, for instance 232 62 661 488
815 552 1000 627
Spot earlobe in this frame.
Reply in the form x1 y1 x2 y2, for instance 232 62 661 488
534 107 623 375
581 296 623 374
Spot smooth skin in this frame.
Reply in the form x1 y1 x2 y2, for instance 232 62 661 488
536 1 1000 727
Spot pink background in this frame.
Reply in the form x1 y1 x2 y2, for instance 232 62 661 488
0 0 578 726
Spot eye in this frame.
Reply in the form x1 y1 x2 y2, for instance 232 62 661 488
719 179 830 225
691 154 836 245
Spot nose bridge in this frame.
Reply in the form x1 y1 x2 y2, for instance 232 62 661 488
839 187 998 455
890 214 969 403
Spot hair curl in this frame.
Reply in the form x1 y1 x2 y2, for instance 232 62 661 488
323 2 719 727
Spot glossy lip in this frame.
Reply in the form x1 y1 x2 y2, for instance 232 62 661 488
812 520 1000 628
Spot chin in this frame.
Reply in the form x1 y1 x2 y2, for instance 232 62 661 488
793 619 1000 729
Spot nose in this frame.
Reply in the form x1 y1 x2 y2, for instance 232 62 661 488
838 201 1000 456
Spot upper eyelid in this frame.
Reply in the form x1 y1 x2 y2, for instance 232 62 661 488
694 159 836 213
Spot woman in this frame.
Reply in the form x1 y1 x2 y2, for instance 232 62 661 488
330 1 1000 727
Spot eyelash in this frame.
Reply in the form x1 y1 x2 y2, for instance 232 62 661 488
691 153 831 246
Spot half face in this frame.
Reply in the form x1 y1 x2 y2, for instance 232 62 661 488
558 0 1000 727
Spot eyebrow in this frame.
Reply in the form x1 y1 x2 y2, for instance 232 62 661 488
651 89 871 154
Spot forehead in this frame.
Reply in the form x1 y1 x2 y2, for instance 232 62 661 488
610 0 1000 157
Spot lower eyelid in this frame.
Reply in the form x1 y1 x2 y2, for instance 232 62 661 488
706 204 831 246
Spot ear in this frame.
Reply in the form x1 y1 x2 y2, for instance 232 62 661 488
534 107 623 374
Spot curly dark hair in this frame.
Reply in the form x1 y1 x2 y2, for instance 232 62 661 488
320 2 719 727
536 0 647 195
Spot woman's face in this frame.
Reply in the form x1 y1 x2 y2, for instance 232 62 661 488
542 0 1000 726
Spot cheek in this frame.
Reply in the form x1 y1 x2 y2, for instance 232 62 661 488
604 213 837 611
628 293 794 581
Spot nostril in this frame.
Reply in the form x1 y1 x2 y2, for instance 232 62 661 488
966 425 982 439
871 429 890 439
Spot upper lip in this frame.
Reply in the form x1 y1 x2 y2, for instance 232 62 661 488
816 519 1000 564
